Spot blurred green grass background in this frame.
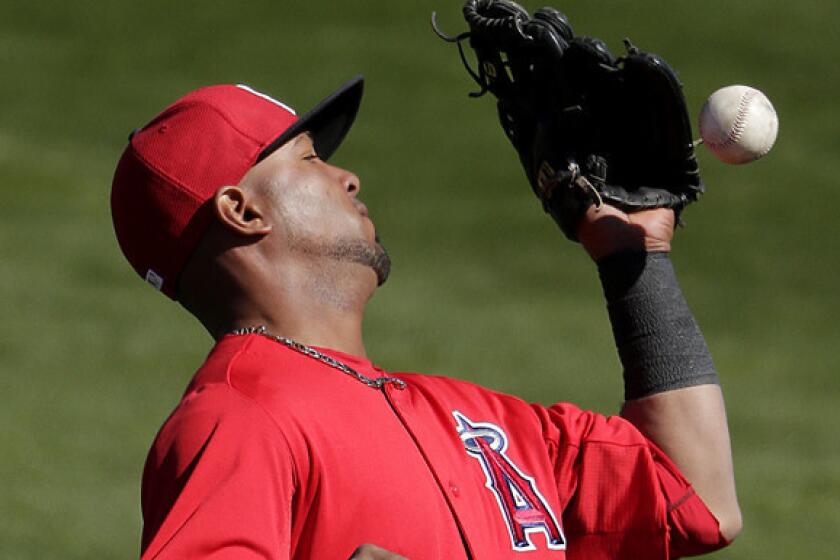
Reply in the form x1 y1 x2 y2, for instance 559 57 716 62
1 0 838 557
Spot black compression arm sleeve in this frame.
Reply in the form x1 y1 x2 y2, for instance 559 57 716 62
597 251 719 401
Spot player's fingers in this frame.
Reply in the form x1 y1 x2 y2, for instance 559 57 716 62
348 543 409 560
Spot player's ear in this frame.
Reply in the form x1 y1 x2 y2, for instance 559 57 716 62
213 185 272 237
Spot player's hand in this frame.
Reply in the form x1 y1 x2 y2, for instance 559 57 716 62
576 205 676 261
348 544 408 560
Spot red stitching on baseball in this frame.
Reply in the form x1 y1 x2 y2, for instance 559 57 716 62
706 89 757 150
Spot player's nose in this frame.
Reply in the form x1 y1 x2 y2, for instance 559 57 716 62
332 164 361 197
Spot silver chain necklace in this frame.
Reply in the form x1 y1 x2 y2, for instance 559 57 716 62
229 326 407 390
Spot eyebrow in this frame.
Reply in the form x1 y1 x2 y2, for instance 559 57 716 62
292 131 314 147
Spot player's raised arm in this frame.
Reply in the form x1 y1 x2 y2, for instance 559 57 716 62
577 205 742 541
437 0 742 543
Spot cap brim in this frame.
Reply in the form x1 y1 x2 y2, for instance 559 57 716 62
258 75 364 163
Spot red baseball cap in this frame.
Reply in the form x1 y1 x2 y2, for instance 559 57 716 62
111 76 364 299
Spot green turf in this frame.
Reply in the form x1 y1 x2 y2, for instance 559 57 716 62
1 0 838 557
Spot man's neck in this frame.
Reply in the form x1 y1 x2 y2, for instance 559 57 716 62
232 310 368 358
211 266 374 358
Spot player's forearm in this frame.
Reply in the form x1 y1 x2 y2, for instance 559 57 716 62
598 250 742 540
599 251 718 398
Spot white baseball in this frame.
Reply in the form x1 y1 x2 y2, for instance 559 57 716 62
699 85 778 164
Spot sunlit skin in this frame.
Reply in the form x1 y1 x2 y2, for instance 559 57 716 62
178 133 387 357
250 134 378 261
178 132 741 557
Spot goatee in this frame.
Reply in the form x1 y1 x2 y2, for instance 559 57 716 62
370 238 391 286
325 236 391 286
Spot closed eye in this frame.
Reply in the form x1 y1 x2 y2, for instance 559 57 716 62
303 153 319 161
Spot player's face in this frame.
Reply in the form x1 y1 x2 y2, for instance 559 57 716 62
239 132 390 285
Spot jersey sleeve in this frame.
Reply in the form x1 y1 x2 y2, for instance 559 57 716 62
536 402 728 559
140 384 296 559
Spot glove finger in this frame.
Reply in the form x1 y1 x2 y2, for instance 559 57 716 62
533 7 574 41
523 19 570 60
618 48 701 191
465 0 531 47
568 35 617 66
465 0 529 22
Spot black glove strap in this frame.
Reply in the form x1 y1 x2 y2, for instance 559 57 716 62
597 251 719 400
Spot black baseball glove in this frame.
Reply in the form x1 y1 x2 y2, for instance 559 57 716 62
433 0 703 240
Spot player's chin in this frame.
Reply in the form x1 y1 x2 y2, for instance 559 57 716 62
372 239 391 286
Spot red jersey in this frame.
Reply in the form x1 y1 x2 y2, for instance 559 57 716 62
140 333 726 559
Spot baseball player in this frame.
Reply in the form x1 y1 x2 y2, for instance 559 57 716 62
111 4 741 558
